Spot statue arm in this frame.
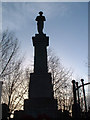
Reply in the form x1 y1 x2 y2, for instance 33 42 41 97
35 16 39 21
43 16 46 21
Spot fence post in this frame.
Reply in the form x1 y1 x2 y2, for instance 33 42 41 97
72 80 81 119
81 79 87 112
76 82 80 105
72 80 77 104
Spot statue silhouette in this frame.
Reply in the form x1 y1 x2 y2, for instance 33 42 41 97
35 11 46 34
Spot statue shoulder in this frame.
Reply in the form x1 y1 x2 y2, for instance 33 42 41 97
43 16 46 21
36 16 46 21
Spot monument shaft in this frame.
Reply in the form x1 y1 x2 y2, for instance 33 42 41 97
29 34 53 99
32 34 49 73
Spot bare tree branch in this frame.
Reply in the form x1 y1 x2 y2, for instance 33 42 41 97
47 48 73 110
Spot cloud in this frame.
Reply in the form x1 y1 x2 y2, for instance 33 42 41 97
2 2 72 32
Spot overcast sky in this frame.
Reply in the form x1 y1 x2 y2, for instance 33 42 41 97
2 2 88 85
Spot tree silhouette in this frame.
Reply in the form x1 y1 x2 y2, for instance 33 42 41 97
47 48 73 111
1 30 28 119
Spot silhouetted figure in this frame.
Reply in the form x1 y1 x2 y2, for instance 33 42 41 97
35 11 46 34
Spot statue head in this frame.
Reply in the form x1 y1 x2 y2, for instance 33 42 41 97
39 11 43 16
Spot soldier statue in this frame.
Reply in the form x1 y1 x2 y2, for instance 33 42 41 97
35 11 46 34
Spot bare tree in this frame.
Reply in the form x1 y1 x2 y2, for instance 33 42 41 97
1 30 28 119
0 30 19 76
47 48 73 111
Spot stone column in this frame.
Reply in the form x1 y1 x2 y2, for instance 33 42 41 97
33 34 49 74
29 34 53 99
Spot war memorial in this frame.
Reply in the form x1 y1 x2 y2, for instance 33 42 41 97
12 12 72 120
24 11 60 119
1 11 90 120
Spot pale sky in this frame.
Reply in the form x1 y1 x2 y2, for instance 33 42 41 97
1 0 89 2
2 2 88 87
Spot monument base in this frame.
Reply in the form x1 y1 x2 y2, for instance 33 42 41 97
24 97 62 119
29 73 53 98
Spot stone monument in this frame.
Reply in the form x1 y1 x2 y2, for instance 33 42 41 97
14 12 72 120
24 11 59 119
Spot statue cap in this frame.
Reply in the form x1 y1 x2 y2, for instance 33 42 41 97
39 11 43 15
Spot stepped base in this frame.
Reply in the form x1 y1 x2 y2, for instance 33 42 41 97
24 98 57 110
24 98 61 119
